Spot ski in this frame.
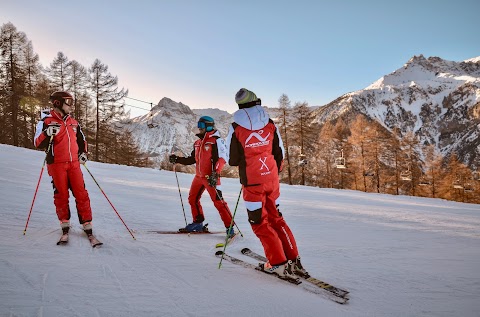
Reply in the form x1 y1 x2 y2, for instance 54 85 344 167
215 232 238 248
240 248 349 299
215 250 347 304
216 250 300 284
149 223 223 235
148 230 223 234
56 233 69 245
87 234 103 248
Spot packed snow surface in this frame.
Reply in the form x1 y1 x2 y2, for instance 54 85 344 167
0 144 479 316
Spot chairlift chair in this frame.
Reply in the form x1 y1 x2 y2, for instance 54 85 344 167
400 170 412 181
419 176 431 186
147 103 158 128
452 180 463 189
147 112 158 128
335 150 346 169
335 157 346 169
298 153 308 166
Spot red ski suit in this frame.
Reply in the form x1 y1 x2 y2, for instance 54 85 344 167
175 130 233 228
226 105 299 266
34 109 92 225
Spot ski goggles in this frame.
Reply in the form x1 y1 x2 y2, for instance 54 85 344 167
197 121 207 129
63 98 74 106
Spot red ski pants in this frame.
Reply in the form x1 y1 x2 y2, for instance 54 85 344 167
47 161 92 224
243 181 299 266
188 176 233 228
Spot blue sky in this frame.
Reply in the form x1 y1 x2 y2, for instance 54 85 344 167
2 0 479 116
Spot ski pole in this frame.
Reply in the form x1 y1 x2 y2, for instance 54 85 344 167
218 186 243 269
24 135 54 235
215 184 243 237
210 182 243 237
209 159 242 236
174 164 188 226
82 164 136 240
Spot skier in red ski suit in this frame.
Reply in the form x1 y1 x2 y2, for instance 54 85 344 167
169 116 235 236
226 88 308 279
34 91 94 236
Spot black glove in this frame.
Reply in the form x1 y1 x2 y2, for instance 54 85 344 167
169 154 178 163
207 171 218 187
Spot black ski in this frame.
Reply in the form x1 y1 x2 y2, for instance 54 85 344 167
216 250 300 284
148 230 223 234
178 223 214 234
240 248 349 299
56 233 69 245
149 223 224 235
215 250 348 304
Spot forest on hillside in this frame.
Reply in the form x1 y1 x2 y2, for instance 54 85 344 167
0 22 146 166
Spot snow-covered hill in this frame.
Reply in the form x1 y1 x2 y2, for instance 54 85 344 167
1 144 479 316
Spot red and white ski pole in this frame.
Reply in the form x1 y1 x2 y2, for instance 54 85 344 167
82 164 136 240
24 135 54 235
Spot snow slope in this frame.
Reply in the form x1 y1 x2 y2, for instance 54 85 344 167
1 144 479 317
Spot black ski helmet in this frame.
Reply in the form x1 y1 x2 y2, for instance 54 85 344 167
197 116 215 132
50 91 74 108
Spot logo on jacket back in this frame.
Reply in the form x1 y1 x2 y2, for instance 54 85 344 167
245 130 270 148
259 156 271 176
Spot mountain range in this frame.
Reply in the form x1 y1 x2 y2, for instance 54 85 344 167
122 55 480 169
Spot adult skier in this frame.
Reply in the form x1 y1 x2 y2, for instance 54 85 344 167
34 91 98 244
169 116 235 237
225 88 308 280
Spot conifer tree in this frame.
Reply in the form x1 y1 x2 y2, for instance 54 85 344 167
348 115 371 192
419 144 443 198
68 60 89 124
47 52 71 91
399 131 422 196
0 22 29 146
278 94 292 184
290 101 316 185
21 41 43 147
88 59 128 161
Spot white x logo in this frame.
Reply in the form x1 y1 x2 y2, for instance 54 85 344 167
259 157 269 171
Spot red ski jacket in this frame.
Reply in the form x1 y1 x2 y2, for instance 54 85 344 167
175 130 228 178
34 109 87 164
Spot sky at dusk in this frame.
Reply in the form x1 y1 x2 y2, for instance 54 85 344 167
1 0 479 117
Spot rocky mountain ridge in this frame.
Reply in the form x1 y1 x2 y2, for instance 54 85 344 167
122 55 480 168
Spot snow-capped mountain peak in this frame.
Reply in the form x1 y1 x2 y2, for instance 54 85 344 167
319 55 480 166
